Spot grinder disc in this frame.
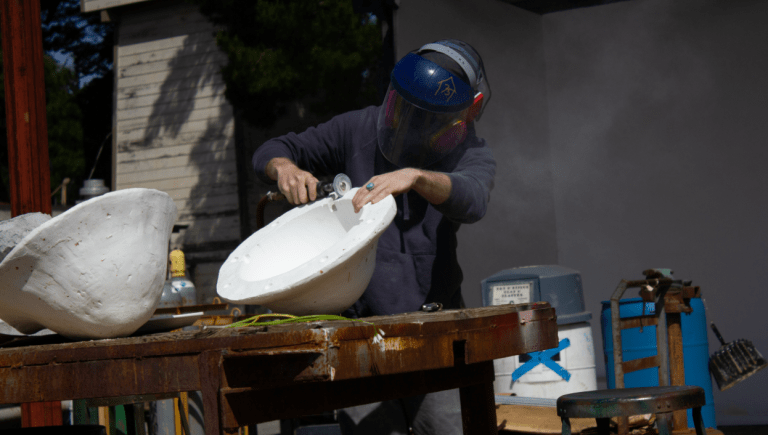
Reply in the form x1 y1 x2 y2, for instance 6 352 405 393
333 173 352 197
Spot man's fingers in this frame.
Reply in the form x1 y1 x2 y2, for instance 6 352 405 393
278 181 293 204
280 173 318 205
308 178 318 202
370 191 388 206
353 178 388 212
295 182 308 204
352 192 367 213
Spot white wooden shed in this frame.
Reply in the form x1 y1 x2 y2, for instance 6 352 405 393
81 0 243 302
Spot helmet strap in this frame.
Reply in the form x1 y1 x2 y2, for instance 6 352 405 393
418 43 477 88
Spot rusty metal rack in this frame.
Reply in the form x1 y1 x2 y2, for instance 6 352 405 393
0 303 558 435
610 270 704 435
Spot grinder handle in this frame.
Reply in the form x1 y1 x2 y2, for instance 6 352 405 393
317 180 334 197
710 322 728 346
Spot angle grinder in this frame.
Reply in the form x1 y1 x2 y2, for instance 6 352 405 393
263 173 351 201
257 173 353 229
317 173 352 199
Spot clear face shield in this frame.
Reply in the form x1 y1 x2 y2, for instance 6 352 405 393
377 85 481 168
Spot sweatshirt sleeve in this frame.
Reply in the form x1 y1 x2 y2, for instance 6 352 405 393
432 137 496 224
252 113 351 184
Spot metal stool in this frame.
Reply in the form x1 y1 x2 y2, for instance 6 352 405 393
557 386 706 435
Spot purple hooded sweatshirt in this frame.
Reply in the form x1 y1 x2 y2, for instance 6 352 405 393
252 105 495 317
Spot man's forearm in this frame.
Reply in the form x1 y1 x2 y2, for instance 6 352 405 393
411 169 452 205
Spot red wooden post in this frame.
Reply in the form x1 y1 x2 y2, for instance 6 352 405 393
1 0 59 426
1 0 53 217
21 402 63 427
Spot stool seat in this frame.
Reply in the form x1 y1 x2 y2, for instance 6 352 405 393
556 386 706 435
557 386 705 418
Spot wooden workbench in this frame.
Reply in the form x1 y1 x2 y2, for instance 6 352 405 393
0 303 558 435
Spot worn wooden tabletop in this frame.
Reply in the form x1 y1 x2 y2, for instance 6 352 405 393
0 303 558 434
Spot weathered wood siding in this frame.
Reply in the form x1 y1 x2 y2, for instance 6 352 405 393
81 0 149 13
114 0 239 301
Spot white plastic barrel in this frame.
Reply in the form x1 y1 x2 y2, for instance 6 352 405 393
483 266 598 399
493 321 597 398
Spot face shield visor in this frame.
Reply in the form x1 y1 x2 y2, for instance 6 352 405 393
377 84 478 168
377 41 490 168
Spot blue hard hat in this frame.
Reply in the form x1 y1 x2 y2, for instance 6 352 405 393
390 52 475 113
377 39 491 168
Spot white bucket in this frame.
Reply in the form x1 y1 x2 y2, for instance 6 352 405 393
493 321 597 398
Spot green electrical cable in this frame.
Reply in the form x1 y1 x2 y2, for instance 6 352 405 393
226 313 386 342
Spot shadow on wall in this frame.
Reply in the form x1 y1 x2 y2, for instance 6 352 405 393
114 1 240 262
139 19 237 256
142 31 225 141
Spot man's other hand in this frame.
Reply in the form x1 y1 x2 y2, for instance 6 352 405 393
352 168 452 213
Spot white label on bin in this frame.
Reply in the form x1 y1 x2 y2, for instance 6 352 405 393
491 281 532 305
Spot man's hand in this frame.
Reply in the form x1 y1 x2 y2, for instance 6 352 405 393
265 157 319 205
352 168 452 213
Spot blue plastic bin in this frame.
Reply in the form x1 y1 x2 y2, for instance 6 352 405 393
600 297 716 428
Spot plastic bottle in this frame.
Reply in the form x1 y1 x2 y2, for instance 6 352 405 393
158 272 181 309
169 249 197 306
158 249 197 308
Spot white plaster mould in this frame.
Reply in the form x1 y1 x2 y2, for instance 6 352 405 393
217 188 396 315
0 188 177 339
0 212 52 263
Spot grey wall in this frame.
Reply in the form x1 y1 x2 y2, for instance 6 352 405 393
395 0 560 309
543 0 768 424
397 0 768 426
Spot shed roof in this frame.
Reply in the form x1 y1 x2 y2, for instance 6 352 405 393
81 0 151 13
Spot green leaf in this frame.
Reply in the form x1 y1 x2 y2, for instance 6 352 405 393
188 0 383 128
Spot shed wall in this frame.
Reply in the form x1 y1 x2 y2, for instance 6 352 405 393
114 0 238 302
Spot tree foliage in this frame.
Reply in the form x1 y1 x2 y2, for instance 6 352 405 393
40 0 114 82
190 0 383 127
0 51 84 204
40 0 115 194
0 0 114 205
43 54 86 200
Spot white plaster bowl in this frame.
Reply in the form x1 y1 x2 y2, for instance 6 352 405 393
0 188 177 339
217 188 396 315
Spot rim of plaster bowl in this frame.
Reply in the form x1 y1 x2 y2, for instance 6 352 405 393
217 188 396 313
0 188 177 339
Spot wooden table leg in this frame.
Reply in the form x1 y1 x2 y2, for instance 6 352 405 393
199 351 223 435
459 361 497 435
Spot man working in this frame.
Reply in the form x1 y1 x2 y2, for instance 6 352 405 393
253 39 496 435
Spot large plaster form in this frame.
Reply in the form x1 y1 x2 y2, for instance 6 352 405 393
0 188 177 339
217 188 396 315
